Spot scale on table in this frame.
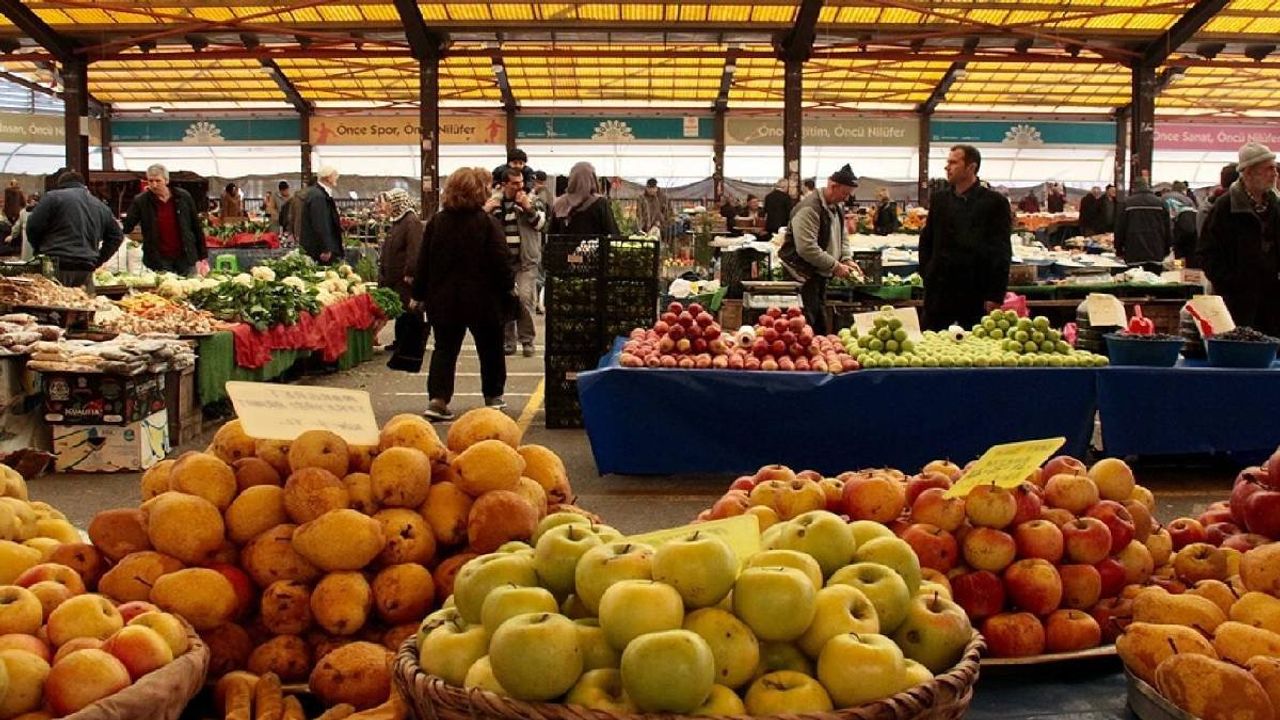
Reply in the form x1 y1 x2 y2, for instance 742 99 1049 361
740 280 803 310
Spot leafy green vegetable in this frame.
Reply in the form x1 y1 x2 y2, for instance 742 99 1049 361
187 278 321 332
369 286 404 319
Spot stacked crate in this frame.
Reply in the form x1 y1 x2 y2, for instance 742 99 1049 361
543 236 659 428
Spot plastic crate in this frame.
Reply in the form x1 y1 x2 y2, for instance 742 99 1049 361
604 238 660 279
544 237 602 277
607 278 659 313
545 316 604 354
545 353 602 383
544 378 584 429
603 316 653 343
545 276 600 317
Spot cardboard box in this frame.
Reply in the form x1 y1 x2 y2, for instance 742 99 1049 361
42 372 166 425
164 368 201 445
53 411 169 472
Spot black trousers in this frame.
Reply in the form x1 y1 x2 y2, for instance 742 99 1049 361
923 286 987 331
800 275 829 335
54 267 92 289
387 311 429 373
427 319 507 402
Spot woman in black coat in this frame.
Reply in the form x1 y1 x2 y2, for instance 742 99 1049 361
412 167 515 421
549 162 618 237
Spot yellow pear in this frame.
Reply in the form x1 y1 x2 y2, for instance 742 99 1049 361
1156 654 1275 720
291 510 385 571
1232 592 1280 635
1189 580 1239 616
150 568 239 630
1242 544 1280 596
0 541 42 584
1116 622 1217 686
1249 657 1280 713
1214 621 1280 667
1132 586 1227 634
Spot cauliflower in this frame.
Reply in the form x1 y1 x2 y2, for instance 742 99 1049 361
315 290 336 305
351 284 367 296
251 266 277 282
325 271 340 281
282 276 306 290
338 264 355 277
233 273 253 287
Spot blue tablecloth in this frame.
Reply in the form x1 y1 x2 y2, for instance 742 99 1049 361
1097 359 1280 458
578 340 1098 475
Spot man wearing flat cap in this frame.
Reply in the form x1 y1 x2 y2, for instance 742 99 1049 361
1199 141 1280 337
778 164 860 334
919 144 1013 330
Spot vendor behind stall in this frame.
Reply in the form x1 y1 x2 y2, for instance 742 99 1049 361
778 165 860 334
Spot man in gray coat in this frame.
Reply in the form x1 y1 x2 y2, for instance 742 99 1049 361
488 166 547 357
777 165 860 334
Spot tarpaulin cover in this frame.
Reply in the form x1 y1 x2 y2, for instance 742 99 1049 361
578 338 1099 475
228 293 381 369
1097 359 1280 458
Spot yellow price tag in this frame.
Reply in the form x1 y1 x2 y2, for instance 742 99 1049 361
943 437 1066 499
627 515 761 566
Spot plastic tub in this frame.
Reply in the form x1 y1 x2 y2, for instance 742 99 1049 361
1205 337 1280 368
1104 334 1184 367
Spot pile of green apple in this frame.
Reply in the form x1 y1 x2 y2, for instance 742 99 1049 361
846 310 917 356
415 510 974 715
972 311 1070 356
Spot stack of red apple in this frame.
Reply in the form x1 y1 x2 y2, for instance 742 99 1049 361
698 456 1177 658
619 304 860 373
1162 447 1280 554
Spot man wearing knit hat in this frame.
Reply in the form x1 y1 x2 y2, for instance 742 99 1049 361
1198 141 1280 337
778 164 860 334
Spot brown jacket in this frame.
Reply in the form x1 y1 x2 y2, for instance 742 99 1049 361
379 211 424 305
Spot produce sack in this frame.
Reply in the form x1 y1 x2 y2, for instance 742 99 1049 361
64 628 209 720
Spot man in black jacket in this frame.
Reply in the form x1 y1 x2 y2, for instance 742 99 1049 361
763 179 792 239
299 167 343 264
121 164 207 275
26 171 122 288
919 145 1012 331
1115 180 1171 268
1079 186 1103 235
1198 142 1280 337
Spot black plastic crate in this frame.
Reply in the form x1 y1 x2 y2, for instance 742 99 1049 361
545 353 602 383
851 250 884 285
544 237 603 277
604 238 660 279
546 316 604 354
603 316 653 343
544 404 583 429
545 276 600 317
544 377 583 428
605 277 659 314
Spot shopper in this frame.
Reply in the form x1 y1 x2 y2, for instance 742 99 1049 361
1017 190 1040 213
3 180 24 225
737 195 765 234
802 178 816 198
635 178 671 237
487 166 546 357
919 145 1013 331
25 171 122 288
264 180 292 231
763 179 792 239
873 187 901 236
13 193 37 259
719 192 741 233
532 170 554 210
1100 184 1119 232
1079 186 1104 235
413 167 514 421
1198 142 1280 337
221 183 244 221
1046 183 1067 213
299 167 344 264
120 163 208 275
1163 186 1199 263
1197 165 1240 243
1115 180 1171 268
778 164 859 335
549 162 618 237
375 188 427 371
491 148 534 192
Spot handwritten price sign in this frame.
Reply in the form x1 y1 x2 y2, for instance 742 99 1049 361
226 381 380 446
944 437 1066 499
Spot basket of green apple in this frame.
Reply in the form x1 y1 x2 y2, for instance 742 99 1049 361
395 513 985 720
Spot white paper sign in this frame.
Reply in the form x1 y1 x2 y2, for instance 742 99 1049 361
1188 295 1236 335
1086 293 1127 329
226 382 380 446
853 307 923 340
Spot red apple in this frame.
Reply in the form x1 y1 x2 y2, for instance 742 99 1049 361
1010 483 1045 527
1166 518 1207 550
841 474 907 524
1003 558 1063 616
1044 609 1102 653
901 523 960 573
1090 596 1134 643
1062 517 1113 565
1040 507 1076 527
1013 520 1065 563
982 612 1047 658
817 478 845 513
1094 558 1127 598
1263 452 1280 489
965 484 1018 529
922 460 964 483
1199 502 1235 527
962 527 1018 572
729 476 757 492
1222 533 1271 552
905 473 952 506
1240 487 1280 539
1039 456 1087 487
753 465 797 484
911 487 967 533
1124 500 1155 543
1058 564 1102 610
1045 474 1100 514
1085 500 1136 555
1231 468 1267 525
1204 521 1241 547
951 570 1006 620
709 491 752 519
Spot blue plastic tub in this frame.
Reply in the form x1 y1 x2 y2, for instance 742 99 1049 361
1104 334 1183 367
1205 338 1280 368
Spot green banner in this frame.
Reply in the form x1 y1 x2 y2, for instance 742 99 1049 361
111 117 300 145
516 115 712 142
726 117 919 147
931 120 1114 147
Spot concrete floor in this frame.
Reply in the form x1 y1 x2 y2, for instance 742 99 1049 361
29 318 1237 533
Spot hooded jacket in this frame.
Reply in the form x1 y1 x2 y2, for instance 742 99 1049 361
25 181 122 270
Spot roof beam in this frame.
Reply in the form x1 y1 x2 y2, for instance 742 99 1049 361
776 0 824 62
490 53 517 111
1141 0 1229 67
0 0 76 63
392 0 447 60
916 60 966 114
260 58 311 113
713 49 738 111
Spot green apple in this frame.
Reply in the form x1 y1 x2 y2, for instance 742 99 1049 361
732 566 817 642
496 541 533 555
754 641 813 679
620 629 715 713
918 580 953 601
589 524 624 543
574 619 621 670
452 553 538 624
827 562 911 633
854 537 923 595
565 668 638 713
533 512 592 545
692 684 746 716
488 612 583 701
418 618 489 687
891 592 972 673
901 659 934 690
850 519 896 547
534 523 604 600
481 584 559 635
744 670 834 714
417 605 464 651
574 542 655 615
463 656 507 695
761 522 784 548
598 580 684 651
746 549 823 592
683 608 760 690
798 584 881 658
652 531 738 608
765 511 856 579
561 594 592 620
817 632 907 708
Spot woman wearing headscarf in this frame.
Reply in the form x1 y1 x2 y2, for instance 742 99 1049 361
412 168 514 421
873 187 901 235
378 188 427 372
549 162 619 237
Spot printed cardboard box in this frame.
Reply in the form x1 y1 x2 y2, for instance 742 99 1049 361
42 372 166 425
53 411 169 472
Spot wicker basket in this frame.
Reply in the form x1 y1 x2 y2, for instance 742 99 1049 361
66 624 210 720
394 633 984 720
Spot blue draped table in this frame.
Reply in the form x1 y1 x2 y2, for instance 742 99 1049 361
1096 359 1280 459
578 339 1099 475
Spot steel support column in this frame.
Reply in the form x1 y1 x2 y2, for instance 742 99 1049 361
61 59 89 176
420 48 440 218
918 113 932 207
783 58 802 200
1129 66 1157 190
713 107 726 206
1114 106 1129 195
100 107 113 171
505 105 517 156
299 107 313 186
